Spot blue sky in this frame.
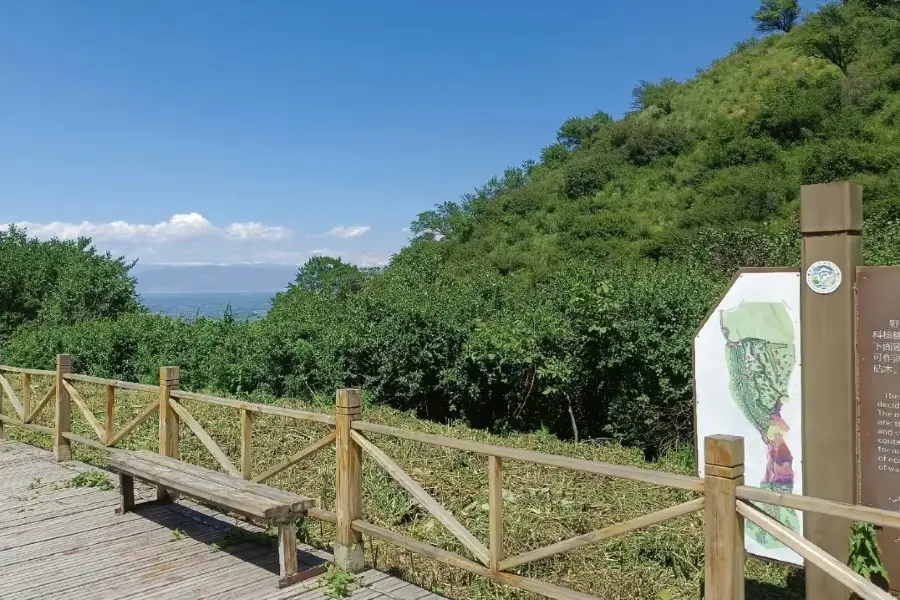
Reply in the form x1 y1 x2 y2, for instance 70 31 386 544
0 0 820 267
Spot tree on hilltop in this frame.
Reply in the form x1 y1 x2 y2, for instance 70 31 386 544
794 2 861 75
753 0 802 33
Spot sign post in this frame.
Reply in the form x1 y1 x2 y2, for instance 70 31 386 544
857 267 900 589
800 182 862 600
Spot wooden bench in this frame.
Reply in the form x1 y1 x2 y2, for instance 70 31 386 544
107 450 325 587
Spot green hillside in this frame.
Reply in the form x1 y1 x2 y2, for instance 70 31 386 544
3 0 900 458
413 2 900 274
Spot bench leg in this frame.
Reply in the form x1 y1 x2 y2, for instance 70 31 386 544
117 474 134 514
276 519 327 588
278 521 298 580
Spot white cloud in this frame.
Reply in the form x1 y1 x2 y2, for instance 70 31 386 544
328 225 371 238
359 253 389 268
401 227 410 233
224 222 292 240
4 213 292 243
3 214 400 269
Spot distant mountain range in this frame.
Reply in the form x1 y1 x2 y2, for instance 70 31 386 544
132 264 298 294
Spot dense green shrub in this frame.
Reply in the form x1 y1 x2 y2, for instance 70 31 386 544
610 119 694 166
0 227 140 341
801 138 892 184
562 152 621 199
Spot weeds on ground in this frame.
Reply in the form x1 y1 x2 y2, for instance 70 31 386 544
171 528 186 541
320 564 356 598
68 469 113 491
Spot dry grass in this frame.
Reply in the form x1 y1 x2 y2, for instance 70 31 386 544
0 373 803 600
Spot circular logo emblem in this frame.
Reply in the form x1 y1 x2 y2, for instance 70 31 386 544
806 260 842 294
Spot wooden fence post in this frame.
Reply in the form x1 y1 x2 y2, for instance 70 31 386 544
105 384 115 445
158 366 180 499
241 408 253 480
335 388 365 572
53 354 72 461
22 373 30 423
489 455 504 571
704 434 745 600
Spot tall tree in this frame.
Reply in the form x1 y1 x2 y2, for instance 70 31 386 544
753 0 802 33
794 2 861 75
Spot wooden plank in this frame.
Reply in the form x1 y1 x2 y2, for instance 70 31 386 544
737 501 891 600
170 389 336 426
352 421 704 493
63 431 109 451
353 519 602 600
64 372 159 392
737 484 900 533
119 473 135 513
131 450 314 512
106 452 288 520
63 380 106 442
108 399 159 447
23 421 52 435
351 429 490 566
241 408 252 480
26 383 56 423
21 529 269 599
168 399 241 477
0 413 22 427
498 496 704 572
0 373 24 418
0 515 214 593
0 365 55 376
308 507 337 523
252 432 335 484
488 455 503 571
0 505 183 568
105 384 115 445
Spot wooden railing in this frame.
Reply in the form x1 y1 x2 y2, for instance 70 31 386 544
0 355 898 600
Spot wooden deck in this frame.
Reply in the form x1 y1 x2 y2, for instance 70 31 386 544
0 440 440 600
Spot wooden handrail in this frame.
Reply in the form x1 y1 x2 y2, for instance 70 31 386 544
252 432 336 484
169 389 335 426
351 429 491 566
498 496 705 572
0 374 24 419
63 380 106 442
352 420 704 493
9 359 900 600
0 365 55 376
25 384 56 423
352 519 601 600
63 372 159 393
736 501 892 600
168 400 240 477
0 413 53 435
737 484 900 532
107 399 159 447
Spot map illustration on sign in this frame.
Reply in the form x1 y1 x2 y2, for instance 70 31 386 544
695 270 803 565
721 302 800 547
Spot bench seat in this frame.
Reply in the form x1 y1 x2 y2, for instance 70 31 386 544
106 449 322 587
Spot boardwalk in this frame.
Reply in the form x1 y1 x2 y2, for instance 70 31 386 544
0 440 439 600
